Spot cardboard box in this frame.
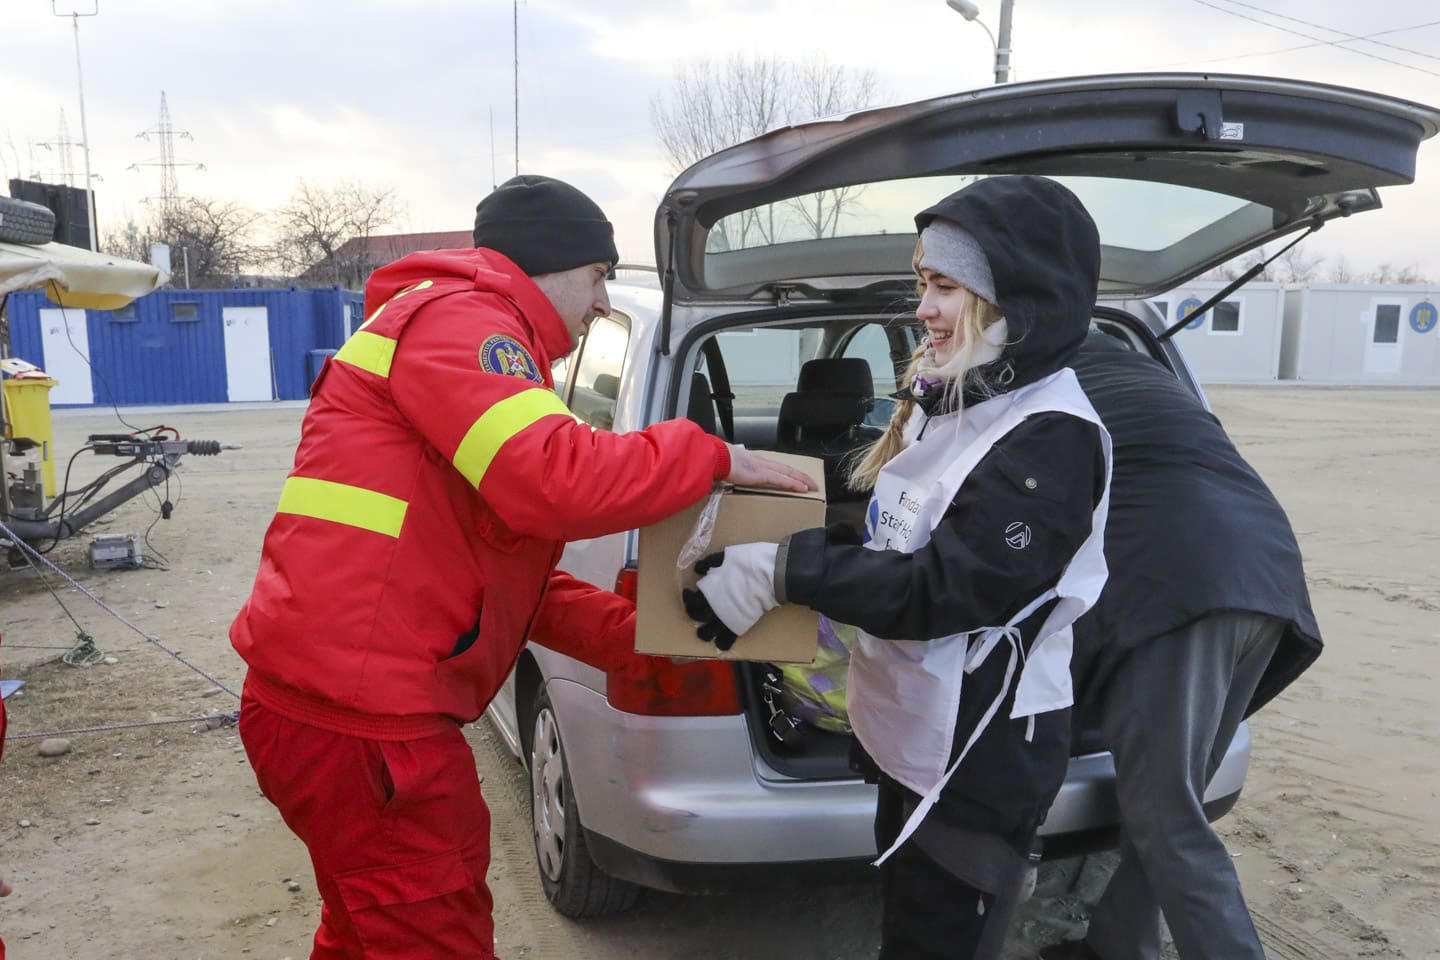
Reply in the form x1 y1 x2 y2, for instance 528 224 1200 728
636 453 826 664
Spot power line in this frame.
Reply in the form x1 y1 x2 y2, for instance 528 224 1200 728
1150 20 1440 68
1213 0 1440 62
1146 21 1440 69
1189 0 1440 77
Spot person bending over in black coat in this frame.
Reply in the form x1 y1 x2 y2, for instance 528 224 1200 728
1042 332 1322 960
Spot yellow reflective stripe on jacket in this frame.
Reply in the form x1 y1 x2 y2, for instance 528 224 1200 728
394 280 434 299
334 331 397 377
453 388 572 488
276 476 408 538
357 280 434 333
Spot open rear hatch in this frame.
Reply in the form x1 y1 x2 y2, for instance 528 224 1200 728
659 74 1440 780
657 73 1440 307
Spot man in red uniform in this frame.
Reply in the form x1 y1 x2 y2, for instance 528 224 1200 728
231 175 812 959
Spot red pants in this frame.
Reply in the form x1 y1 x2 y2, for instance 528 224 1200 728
240 693 495 959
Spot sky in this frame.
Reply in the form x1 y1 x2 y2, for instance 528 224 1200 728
4 0 1440 280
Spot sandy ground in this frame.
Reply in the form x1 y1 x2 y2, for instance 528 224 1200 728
0 385 1436 960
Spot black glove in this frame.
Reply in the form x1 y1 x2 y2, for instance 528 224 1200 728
681 543 780 649
682 552 739 651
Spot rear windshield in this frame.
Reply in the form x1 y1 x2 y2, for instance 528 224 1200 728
705 174 1252 255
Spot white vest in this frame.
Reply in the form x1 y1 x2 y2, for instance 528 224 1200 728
848 367 1112 864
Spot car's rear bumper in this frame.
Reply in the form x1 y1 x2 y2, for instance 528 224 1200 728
545 678 879 866
545 677 1250 891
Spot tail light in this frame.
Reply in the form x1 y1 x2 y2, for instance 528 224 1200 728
606 564 740 717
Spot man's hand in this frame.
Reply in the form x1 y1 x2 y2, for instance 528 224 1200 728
681 543 780 648
724 445 818 493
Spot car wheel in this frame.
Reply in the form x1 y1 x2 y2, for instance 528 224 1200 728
0 197 57 245
528 686 641 918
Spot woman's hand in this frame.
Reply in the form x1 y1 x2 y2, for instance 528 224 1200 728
681 543 780 648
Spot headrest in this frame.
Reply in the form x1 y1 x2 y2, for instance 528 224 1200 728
797 357 874 397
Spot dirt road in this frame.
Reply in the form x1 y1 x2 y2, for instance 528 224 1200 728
0 387 1436 959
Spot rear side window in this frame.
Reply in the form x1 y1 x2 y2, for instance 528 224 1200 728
568 314 629 430
840 322 903 394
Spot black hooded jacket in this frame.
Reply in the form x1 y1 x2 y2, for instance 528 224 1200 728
775 175 1111 839
1069 334 1322 719
780 175 1107 641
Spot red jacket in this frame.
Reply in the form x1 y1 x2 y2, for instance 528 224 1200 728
231 248 729 737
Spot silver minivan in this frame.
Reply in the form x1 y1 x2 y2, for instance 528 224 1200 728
484 72 1439 917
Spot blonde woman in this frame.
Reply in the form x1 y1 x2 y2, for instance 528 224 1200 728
684 176 1113 960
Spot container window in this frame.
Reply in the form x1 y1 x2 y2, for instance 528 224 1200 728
171 302 200 322
109 304 137 322
1209 300 1242 335
1373 304 1401 344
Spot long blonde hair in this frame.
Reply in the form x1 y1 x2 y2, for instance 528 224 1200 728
847 282 1006 492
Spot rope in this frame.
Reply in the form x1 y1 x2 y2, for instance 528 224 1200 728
62 631 104 666
0 518 241 702
5 711 239 742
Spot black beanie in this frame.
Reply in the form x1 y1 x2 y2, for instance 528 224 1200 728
472 174 619 276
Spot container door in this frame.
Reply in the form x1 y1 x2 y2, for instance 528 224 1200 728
222 306 274 401
1363 299 1404 376
37 307 95 404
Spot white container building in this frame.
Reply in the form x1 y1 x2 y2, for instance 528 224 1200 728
1280 284 1440 384
1119 281 1288 383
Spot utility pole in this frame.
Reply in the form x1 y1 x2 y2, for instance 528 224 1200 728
513 0 520 176
52 0 99 249
995 0 1015 84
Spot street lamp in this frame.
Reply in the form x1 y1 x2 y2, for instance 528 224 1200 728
944 0 1013 85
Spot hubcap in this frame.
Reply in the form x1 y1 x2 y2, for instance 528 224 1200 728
530 706 567 883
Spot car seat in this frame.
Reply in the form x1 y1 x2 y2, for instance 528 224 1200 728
775 358 879 524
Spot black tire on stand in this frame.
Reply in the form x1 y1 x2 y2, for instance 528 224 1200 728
0 197 57 245
527 685 642 918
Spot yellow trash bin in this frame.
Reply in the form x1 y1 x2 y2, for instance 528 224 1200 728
3 377 60 498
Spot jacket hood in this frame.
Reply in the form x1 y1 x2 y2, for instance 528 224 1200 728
363 247 573 363
915 176 1100 396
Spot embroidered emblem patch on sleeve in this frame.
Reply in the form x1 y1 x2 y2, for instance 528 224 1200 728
479 335 543 383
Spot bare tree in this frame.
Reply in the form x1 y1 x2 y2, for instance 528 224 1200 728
651 55 882 250
1395 262 1428 284
271 179 402 288
1367 262 1395 284
1239 246 1275 282
1327 255 1354 284
104 196 262 289
1275 244 1325 284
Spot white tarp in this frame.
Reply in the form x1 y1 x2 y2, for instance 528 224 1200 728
0 239 168 310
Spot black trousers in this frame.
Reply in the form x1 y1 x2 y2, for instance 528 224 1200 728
866 649 1071 960
876 777 997 960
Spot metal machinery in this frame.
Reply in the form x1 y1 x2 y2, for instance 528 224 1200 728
1 425 234 552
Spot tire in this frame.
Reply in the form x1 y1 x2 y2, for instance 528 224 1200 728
527 686 642 918
0 197 56 245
